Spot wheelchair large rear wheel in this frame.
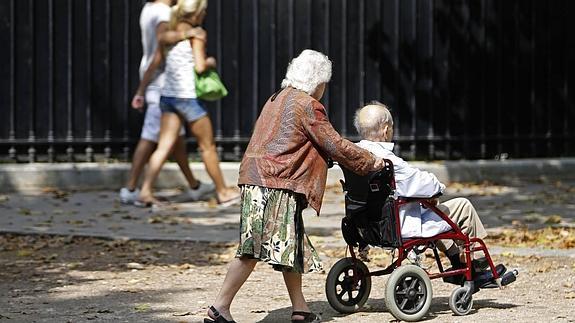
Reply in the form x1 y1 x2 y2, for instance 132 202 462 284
385 265 433 322
325 257 371 313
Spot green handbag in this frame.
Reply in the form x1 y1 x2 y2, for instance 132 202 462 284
194 69 228 101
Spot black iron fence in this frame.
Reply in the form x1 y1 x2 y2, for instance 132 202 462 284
1 0 574 162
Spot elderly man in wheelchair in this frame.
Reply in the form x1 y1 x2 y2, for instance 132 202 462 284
324 102 517 321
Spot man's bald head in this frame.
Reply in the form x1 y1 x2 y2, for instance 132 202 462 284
353 102 394 141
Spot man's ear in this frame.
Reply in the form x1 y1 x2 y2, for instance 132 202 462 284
382 124 389 141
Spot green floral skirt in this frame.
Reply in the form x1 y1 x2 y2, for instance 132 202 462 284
236 185 323 274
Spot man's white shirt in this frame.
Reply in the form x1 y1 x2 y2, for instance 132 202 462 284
356 140 451 238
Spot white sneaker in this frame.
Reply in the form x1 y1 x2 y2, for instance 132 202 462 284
119 187 140 205
186 181 216 201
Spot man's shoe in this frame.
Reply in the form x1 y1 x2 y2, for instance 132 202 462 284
186 181 216 201
474 263 507 289
119 188 140 205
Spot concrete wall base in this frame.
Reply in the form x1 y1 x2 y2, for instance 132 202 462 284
1 158 574 193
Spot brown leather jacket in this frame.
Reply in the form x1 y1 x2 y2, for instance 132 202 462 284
238 87 376 214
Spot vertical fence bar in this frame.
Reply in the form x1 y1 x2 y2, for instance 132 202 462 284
479 1 486 159
323 0 330 109
545 2 552 155
66 0 74 161
406 0 417 160
340 0 347 136
233 0 241 159
28 0 36 162
358 0 364 108
47 0 55 162
513 1 520 157
215 0 223 158
104 0 112 160
563 0 570 154
251 0 258 123
529 0 537 156
9 0 16 160
445 2 452 159
270 0 276 88
85 0 94 161
420 0 434 159
288 0 294 57
122 0 130 161
495 1 503 157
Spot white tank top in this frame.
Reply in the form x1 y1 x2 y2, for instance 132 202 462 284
161 40 197 98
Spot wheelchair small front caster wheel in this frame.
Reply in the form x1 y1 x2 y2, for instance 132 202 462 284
385 265 433 321
325 257 371 313
449 286 473 315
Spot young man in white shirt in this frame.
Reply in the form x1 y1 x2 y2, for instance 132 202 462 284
353 102 495 277
120 0 212 205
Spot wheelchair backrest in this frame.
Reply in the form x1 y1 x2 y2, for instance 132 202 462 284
341 163 394 209
340 162 401 248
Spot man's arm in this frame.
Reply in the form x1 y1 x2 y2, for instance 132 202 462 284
158 26 207 46
396 159 445 197
301 100 381 175
131 47 163 110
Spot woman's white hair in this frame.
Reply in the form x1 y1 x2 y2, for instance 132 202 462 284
281 49 332 95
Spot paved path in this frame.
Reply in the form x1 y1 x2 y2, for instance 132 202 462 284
1 180 575 322
1 180 574 243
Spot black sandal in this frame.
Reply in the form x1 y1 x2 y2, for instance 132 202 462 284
291 311 321 323
204 306 236 323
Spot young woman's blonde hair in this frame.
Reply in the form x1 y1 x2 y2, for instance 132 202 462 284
169 0 208 29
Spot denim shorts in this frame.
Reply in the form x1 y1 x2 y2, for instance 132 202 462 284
159 96 208 122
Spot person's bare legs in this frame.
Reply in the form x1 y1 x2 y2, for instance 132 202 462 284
172 136 199 189
139 113 181 203
125 139 157 191
283 272 312 321
189 116 239 202
208 257 258 321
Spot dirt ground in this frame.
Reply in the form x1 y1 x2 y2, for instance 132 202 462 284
1 234 574 323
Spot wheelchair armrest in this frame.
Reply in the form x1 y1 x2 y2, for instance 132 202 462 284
399 192 442 202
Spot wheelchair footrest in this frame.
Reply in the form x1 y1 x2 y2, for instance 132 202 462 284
500 269 519 286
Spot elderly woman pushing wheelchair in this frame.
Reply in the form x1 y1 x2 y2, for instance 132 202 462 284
204 50 385 323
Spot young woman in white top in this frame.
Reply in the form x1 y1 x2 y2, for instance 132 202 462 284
133 0 240 206
122 0 215 205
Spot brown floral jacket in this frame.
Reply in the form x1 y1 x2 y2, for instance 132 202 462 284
238 87 376 214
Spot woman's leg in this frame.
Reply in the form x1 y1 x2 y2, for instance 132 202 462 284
139 113 182 202
208 257 258 321
125 139 157 190
189 116 239 202
283 271 312 321
172 136 199 189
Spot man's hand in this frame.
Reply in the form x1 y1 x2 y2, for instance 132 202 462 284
131 94 145 111
186 27 207 42
422 198 439 208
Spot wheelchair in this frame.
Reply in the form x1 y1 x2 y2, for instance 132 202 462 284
325 160 518 321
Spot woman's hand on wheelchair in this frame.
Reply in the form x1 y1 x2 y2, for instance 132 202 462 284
371 158 386 171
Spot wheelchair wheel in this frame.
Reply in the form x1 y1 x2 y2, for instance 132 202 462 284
449 286 473 316
325 257 371 313
384 265 433 322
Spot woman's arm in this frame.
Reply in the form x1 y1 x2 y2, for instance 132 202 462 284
131 47 163 110
301 100 382 175
190 28 216 74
